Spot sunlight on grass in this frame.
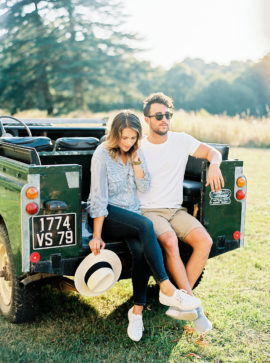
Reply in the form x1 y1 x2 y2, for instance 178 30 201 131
8 108 270 147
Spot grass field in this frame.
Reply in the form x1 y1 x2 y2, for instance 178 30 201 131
3 108 270 147
0 147 269 362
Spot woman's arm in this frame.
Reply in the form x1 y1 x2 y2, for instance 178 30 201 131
131 151 145 178
89 216 106 255
132 149 151 192
88 146 108 255
89 146 109 218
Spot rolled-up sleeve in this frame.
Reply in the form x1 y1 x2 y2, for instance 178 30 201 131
88 147 109 218
134 149 151 193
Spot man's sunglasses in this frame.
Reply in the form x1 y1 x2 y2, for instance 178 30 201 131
147 112 173 121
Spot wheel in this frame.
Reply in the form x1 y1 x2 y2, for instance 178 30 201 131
0 115 32 137
0 224 39 323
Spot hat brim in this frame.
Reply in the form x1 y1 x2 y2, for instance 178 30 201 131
74 249 122 297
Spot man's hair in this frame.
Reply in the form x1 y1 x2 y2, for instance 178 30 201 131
106 110 142 160
143 92 174 116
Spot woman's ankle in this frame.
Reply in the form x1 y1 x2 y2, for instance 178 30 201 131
132 305 144 315
159 280 176 296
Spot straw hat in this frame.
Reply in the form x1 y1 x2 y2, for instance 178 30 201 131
74 250 122 297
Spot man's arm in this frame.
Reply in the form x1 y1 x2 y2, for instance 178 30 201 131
192 143 224 192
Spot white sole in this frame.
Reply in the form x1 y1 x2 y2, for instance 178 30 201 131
166 309 198 321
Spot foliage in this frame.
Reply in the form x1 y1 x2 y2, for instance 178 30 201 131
0 1 269 116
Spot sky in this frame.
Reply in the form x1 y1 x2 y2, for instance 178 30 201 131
122 0 270 68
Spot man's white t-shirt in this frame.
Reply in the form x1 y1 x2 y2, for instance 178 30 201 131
138 131 200 209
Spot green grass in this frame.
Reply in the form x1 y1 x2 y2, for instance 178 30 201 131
1 148 270 363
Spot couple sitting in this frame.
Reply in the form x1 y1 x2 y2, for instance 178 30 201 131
87 92 224 342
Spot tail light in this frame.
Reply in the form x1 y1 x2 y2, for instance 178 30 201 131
25 186 39 215
235 172 247 202
236 190 245 200
30 252 40 263
26 187 39 199
236 177 246 188
26 202 39 215
233 231 241 240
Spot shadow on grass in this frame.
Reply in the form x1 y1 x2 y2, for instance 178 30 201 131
1 282 189 362
28 282 187 361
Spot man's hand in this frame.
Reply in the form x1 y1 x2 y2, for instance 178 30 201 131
89 236 106 255
205 164 224 192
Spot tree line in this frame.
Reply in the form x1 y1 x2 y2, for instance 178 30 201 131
0 0 269 117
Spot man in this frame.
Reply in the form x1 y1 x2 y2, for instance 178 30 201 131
138 92 224 333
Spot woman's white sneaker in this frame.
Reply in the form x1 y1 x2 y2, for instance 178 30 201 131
127 308 144 342
159 289 201 310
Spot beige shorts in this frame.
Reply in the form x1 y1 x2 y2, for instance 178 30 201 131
141 207 203 240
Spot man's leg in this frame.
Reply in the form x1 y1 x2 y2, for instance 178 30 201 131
141 209 194 296
170 208 212 288
158 231 194 295
168 210 213 331
184 227 212 288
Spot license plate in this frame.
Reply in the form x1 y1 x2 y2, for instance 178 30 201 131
32 213 76 250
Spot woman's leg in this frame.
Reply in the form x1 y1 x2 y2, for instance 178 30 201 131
101 205 201 310
103 205 168 284
126 239 151 307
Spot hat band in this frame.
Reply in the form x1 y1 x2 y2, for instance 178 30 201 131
84 261 112 284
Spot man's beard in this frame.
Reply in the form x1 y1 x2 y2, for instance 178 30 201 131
153 128 168 136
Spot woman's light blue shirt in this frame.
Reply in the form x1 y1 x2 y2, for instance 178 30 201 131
87 143 151 218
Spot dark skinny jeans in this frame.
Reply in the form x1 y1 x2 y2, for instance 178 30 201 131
95 204 169 306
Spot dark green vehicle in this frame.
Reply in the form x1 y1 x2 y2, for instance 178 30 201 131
0 116 247 323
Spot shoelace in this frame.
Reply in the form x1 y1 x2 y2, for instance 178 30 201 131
175 289 188 301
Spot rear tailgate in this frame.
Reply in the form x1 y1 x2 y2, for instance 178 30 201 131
21 164 82 275
200 160 247 257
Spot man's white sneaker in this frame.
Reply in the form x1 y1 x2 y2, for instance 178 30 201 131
159 289 201 310
127 308 144 342
193 306 212 334
166 306 198 321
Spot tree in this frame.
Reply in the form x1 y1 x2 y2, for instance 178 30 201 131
0 0 57 114
0 0 139 114
160 63 197 110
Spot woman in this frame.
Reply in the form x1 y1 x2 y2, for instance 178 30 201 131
87 111 201 342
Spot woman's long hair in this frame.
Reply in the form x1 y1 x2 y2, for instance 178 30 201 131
105 111 142 160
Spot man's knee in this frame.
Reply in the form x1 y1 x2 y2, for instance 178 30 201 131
205 235 213 250
186 228 213 254
158 232 179 253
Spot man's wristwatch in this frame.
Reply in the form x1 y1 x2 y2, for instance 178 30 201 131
132 158 142 165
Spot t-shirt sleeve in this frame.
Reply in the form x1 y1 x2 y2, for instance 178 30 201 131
182 133 201 156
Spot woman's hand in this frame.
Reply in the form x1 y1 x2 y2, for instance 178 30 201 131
131 150 139 163
89 236 106 255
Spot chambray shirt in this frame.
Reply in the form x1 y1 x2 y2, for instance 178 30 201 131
87 143 151 218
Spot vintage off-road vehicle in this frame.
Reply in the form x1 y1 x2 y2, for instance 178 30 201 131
0 115 247 323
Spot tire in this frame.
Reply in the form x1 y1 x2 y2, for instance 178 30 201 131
0 224 39 323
